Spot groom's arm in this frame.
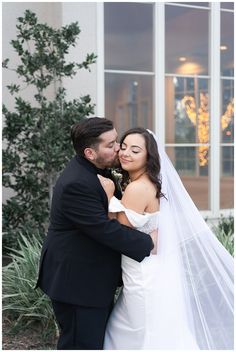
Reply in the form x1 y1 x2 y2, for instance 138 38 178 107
61 181 154 262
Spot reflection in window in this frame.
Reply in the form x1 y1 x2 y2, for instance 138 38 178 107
220 80 234 209
166 147 209 209
104 3 153 71
175 147 196 175
220 2 234 10
221 147 234 176
175 2 209 7
105 74 153 137
166 77 209 167
221 80 234 143
220 147 234 209
221 11 234 76
165 5 209 74
220 8 234 210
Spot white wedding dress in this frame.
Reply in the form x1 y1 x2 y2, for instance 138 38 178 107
104 196 200 350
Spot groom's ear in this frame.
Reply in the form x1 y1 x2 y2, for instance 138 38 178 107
84 147 96 161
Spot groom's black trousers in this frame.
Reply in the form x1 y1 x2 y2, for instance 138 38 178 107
51 300 113 350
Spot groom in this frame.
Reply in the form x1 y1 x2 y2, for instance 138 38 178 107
36 117 155 350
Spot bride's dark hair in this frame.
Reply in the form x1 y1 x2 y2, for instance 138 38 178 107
119 127 164 199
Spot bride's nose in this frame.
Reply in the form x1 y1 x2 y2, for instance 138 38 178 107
122 149 131 157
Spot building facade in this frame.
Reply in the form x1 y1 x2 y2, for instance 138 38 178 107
2 2 234 218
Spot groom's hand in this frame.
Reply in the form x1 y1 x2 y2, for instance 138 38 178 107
150 229 158 255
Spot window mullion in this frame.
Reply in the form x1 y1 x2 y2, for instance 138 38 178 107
210 2 221 217
96 2 105 117
154 2 165 144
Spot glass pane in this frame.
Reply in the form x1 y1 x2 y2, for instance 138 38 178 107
220 2 234 10
220 146 234 209
104 3 153 71
165 5 209 74
166 146 209 210
175 2 209 7
105 73 153 137
165 76 209 149
221 12 234 76
221 79 234 143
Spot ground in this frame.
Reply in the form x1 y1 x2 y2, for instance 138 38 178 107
2 316 57 350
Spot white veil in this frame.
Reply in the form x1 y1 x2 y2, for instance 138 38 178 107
147 130 234 350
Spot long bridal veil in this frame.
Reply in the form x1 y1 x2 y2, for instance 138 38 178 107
147 130 234 350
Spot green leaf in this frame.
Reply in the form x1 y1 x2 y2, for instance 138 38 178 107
2 9 96 257
2 58 9 68
6 84 20 95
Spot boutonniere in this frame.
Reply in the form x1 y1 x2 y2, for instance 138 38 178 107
110 168 123 193
110 169 123 182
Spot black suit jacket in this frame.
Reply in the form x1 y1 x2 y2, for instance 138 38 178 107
36 156 153 307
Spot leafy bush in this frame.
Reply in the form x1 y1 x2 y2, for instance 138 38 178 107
2 233 57 337
217 214 234 235
2 10 96 253
213 215 234 256
215 228 234 256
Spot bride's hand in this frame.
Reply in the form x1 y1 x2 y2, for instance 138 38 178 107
97 175 115 201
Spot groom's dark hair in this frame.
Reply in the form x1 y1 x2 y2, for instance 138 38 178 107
71 117 114 156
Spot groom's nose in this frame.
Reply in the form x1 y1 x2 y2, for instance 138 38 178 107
114 142 120 152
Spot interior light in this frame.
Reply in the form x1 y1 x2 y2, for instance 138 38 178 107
179 57 187 62
176 62 204 75
220 45 228 51
173 77 178 85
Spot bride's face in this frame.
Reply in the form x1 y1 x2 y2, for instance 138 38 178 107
119 134 147 173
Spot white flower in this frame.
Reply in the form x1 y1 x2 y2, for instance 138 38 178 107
111 169 123 181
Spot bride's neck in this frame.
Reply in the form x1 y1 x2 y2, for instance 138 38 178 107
129 170 146 182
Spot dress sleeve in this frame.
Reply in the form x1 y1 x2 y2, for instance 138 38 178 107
109 196 152 228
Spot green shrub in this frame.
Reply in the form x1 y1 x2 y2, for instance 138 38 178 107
213 215 234 256
216 228 234 256
2 10 96 254
217 214 234 234
2 233 57 337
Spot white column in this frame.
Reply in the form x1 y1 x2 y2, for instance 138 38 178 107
96 2 105 117
154 2 165 144
210 2 221 217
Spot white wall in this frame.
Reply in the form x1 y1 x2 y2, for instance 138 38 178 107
2 2 99 202
2 1 98 120
61 2 98 105
2 2 62 110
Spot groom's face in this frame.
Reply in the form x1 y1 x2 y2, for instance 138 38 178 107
92 128 120 169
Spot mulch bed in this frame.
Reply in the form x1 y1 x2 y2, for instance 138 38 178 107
2 317 57 350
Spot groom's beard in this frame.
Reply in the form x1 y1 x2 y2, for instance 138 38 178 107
95 154 120 169
111 156 121 168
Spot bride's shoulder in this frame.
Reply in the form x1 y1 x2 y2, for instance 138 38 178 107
124 179 149 194
122 180 149 213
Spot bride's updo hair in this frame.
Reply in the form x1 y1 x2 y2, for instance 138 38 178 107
119 127 164 199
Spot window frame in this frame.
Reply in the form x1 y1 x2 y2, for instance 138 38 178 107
99 1 234 217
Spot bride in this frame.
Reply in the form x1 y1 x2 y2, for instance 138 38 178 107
98 127 234 350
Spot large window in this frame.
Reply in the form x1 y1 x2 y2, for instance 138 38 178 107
220 6 234 209
165 3 210 209
104 2 154 137
103 2 234 213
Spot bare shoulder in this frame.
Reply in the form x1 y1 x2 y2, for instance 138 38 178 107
121 180 150 213
125 180 151 195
